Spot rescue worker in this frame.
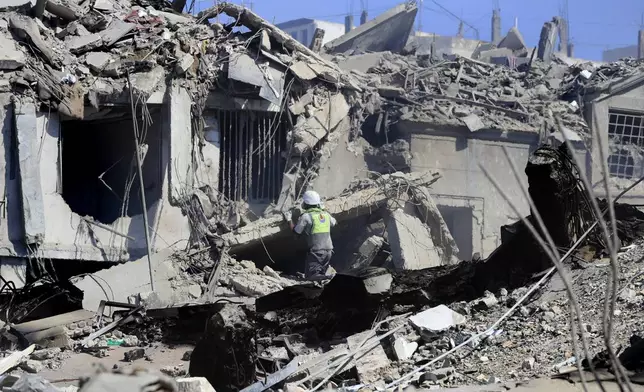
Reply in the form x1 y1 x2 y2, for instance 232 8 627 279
283 190 337 281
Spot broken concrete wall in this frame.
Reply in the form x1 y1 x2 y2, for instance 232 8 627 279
312 126 369 199
0 99 190 262
402 122 539 257
292 92 350 155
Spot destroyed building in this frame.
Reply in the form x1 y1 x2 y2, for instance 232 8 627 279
1 0 644 390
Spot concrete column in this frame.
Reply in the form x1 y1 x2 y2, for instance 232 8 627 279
491 9 501 44
14 101 45 246
309 28 325 52
639 30 644 59
567 42 574 58
558 18 569 53
360 10 368 25
344 15 354 33
537 18 558 64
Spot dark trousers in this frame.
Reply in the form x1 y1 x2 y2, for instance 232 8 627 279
305 249 333 279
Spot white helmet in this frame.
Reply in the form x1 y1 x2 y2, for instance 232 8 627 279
302 190 321 205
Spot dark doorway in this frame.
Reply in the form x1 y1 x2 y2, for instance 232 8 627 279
60 109 164 224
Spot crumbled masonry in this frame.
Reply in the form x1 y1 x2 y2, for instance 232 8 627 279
1 0 644 391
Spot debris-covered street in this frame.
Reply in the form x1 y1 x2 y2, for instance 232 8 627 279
2 0 644 390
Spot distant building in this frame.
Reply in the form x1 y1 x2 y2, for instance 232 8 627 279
602 45 638 62
276 18 345 48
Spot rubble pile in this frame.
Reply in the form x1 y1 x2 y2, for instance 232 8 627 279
335 50 590 139
1 0 644 390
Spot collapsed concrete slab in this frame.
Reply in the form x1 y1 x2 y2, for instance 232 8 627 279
324 2 417 55
387 209 441 270
71 249 195 314
292 93 350 155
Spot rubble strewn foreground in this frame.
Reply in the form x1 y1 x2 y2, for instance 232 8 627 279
2 0 644 390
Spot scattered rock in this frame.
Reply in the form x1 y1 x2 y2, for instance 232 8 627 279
124 348 145 362
31 347 61 361
161 365 186 377
21 359 45 373
122 335 139 347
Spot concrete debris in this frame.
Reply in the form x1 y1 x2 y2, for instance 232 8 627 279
0 34 26 69
410 305 467 332
387 208 441 270
176 378 215 392
0 1 643 391
393 336 418 361
346 330 392 386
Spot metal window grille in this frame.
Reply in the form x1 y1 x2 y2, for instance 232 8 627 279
216 109 287 203
607 109 644 179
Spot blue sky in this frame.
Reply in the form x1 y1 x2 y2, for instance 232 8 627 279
193 0 643 61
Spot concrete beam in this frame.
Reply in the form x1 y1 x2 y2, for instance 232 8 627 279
14 101 45 245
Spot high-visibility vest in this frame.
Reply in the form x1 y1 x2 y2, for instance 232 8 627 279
305 208 332 234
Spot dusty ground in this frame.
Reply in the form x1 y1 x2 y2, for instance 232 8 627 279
29 344 194 388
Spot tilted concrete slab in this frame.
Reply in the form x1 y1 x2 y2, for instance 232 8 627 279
222 171 440 253
324 2 417 55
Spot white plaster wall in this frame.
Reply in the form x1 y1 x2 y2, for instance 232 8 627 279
409 132 534 257
0 97 191 262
